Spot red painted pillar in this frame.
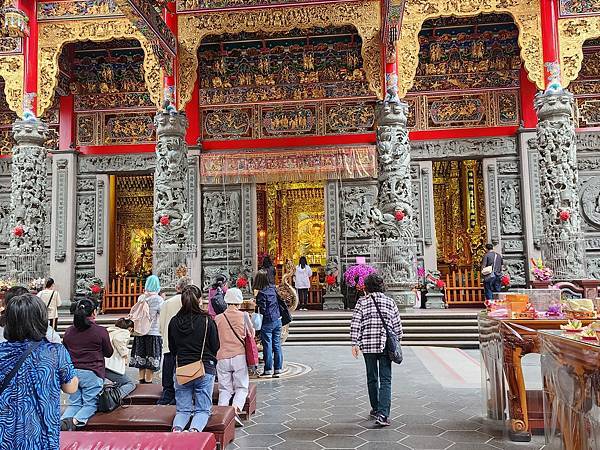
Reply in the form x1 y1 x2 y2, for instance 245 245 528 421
185 79 200 146
519 68 538 128
540 0 561 89
18 0 38 113
164 1 177 103
59 95 75 150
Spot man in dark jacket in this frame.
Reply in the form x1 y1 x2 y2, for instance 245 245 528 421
481 244 503 300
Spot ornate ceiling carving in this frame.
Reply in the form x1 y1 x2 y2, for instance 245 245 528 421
177 0 382 109
37 18 162 117
393 0 544 97
559 16 600 88
0 55 24 116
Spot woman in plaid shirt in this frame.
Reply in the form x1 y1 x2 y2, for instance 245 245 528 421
350 273 402 427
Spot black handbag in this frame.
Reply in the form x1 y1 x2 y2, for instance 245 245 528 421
372 296 403 365
97 384 122 413
277 293 292 326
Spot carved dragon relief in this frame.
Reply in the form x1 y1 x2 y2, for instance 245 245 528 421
37 18 162 117
177 0 382 109
392 0 545 97
559 16 600 88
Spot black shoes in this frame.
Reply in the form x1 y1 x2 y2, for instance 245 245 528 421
375 413 390 427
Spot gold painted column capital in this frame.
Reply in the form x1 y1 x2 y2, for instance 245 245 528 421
559 16 600 87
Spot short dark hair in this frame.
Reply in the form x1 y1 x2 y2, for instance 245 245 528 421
0 286 30 328
45 278 55 289
253 269 270 291
180 285 204 316
364 273 385 294
3 293 48 342
485 243 494 250
212 274 227 289
115 318 134 330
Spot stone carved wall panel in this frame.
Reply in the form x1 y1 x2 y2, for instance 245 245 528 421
76 193 96 247
340 185 376 239
79 153 155 173
410 137 517 161
580 177 600 229
202 190 241 242
499 178 523 235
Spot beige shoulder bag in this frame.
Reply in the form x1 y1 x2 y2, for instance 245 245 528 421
176 317 208 385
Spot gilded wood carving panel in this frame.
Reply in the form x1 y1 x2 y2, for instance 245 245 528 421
393 0 544 96
177 0 382 109
0 55 24 117
559 17 600 87
37 18 162 117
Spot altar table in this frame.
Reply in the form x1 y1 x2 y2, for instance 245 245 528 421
540 331 600 450
478 313 593 442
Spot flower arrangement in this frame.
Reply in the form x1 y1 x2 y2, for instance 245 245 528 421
501 274 511 287
29 277 45 292
558 209 570 222
76 277 105 302
236 277 248 289
12 225 24 237
159 215 170 226
0 278 16 292
530 257 553 281
344 264 377 291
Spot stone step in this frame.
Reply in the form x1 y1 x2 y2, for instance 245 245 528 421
289 325 478 334
284 340 479 349
285 332 479 341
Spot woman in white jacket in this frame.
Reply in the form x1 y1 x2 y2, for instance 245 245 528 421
294 256 313 311
105 318 136 398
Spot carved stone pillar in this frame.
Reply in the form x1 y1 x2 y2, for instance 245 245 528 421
323 180 344 310
153 111 191 285
8 117 50 281
534 89 586 279
369 98 417 308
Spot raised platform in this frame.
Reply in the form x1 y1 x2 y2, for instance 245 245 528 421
57 308 481 349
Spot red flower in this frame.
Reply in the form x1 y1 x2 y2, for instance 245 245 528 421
325 274 337 286
12 225 24 237
435 279 445 289
236 277 248 289
159 215 170 226
559 210 570 221
394 210 405 221
501 275 511 287
91 284 101 295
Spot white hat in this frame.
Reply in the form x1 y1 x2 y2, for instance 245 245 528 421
224 288 243 305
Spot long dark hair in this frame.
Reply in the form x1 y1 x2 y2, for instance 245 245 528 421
180 285 203 316
3 293 48 342
253 269 270 291
299 256 308 269
261 255 273 269
0 286 29 327
73 298 96 331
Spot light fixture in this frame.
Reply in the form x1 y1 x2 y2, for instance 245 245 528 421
1 4 28 38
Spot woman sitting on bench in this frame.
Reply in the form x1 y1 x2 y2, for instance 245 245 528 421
169 285 220 432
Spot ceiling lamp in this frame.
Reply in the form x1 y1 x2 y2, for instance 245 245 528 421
2 5 28 38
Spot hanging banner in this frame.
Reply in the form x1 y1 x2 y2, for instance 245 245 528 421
115 0 176 75
200 145 377 184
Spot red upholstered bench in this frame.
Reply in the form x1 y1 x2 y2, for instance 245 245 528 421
84 405 236 448
124 382 257 418
60 431 216 450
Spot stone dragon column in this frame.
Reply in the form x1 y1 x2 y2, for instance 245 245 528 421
153 109 192 285
368 80 417 308
9 115 50 280
534 87 586 279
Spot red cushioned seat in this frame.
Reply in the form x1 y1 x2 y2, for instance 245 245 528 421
84 404 236 448
60 431 216 450
124 381 257 418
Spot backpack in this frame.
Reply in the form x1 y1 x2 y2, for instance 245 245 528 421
211 287 227 316
128 296 151 336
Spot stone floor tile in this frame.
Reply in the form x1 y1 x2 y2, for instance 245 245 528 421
278 429 327 442
284 418 331 429
318 423 368 436
271 442 325 450
434 419 482 431
396 424 445 437
446 444 499 450
395 414 439 425
357 428 408 442
243 422 290 435
357 442 412 450
233 433 284 448
399 435 453 449
439 430 494 443
315 435 368 449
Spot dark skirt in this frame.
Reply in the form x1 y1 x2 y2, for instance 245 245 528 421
129 335 162 371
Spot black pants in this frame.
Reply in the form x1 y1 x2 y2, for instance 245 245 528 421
298 288 309 308
159 352 176 405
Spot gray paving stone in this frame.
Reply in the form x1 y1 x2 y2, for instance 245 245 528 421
399 435 453 449
440 430 493 443
396 424 445 437
278 429 327 442
318 423 368 436
357 428 408 442
271 442 325 450
233 433 284 448
316 435 368 449
434 419 482 431
285 418 330 429
243 422 290 434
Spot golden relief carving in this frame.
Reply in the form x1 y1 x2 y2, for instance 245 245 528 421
37 18 162 117
559 17 600 88
393 0 544 97
177 0 382 109
0 55 24 116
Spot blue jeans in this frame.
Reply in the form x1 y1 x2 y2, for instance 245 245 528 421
173 373 215 431
261 318 283 374
484 275 502 300
62 368 104 425
105 369 136 399
363 353 392 417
